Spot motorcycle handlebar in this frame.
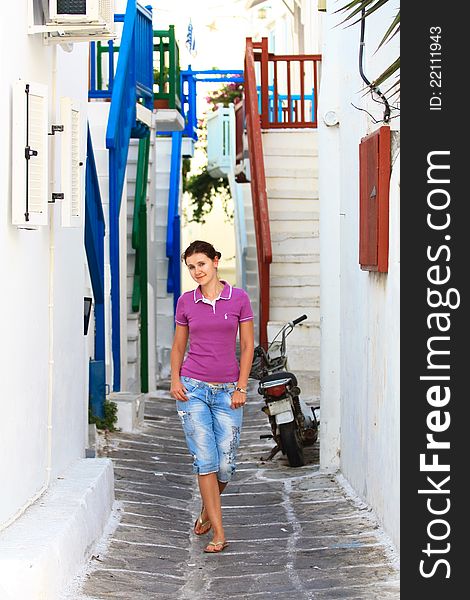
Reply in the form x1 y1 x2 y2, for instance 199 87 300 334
291 314 308 326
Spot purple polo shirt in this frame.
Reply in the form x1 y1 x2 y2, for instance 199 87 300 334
175 281 254 383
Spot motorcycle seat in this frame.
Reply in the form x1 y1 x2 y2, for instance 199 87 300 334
259 371 298 386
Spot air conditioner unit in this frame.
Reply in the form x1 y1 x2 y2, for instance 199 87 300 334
49 0 114 25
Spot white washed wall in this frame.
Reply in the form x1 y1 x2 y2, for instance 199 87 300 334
318 1 400 550
0 2 91 527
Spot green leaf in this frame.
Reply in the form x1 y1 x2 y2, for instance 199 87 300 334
371 57 400 88
336 0 400 91
377 12 400 49
335 0 390 27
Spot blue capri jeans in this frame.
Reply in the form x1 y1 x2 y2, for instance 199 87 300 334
176 376 243 483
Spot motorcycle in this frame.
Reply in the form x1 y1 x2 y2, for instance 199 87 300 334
249 314 319 467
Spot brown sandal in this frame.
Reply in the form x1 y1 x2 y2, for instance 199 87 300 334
193 508 211 536
204 540 228 553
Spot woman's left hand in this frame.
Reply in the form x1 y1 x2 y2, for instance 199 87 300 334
231 390 247 409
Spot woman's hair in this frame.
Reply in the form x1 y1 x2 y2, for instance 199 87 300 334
181 240 222 263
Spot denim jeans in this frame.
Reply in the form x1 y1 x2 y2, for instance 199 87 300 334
176 376 243 483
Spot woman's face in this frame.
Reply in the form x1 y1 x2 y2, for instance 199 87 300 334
185 252 219 285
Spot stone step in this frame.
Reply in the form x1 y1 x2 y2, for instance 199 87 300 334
155 189 171 206
270 220 318 235
0 459 114 600
270 304 320 323
246 268 258 278
126 153 155 164
287 345 320 372
262 145 317 158
271 230 318 242
127 313 139 337
269 209 318 221
268 198 319 213
155 315 175 344
108 392 145 432
126 235 137 255
263 154 317 170
126 297 135 314
293 370 320 401
127 343 138 363
129 138 155 148
261 130 318 155
267 187 318 202
246 232 256 246
266 173 318 192
271 284 318 301
126 256 135 274
245 260 258 274
270 260 319 277
271 252 319 264
268 319 320 347
151 171 170 188
156 296 174 315
265 167 318 180
272 235 319 255
126 174 152 188
270 274 319 288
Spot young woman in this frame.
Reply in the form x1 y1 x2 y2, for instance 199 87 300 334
170 240 254 554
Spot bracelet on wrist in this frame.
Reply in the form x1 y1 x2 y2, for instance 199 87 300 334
235 386 247 394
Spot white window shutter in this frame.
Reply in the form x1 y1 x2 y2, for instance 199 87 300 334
12 80 49 228
60 97 84 228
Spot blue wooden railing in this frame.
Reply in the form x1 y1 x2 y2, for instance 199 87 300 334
90 1 153 391
181 69 198 141
256 85 316 123
166 131 183 311
181 67 244 141
85 126 106 418
256 85 316 124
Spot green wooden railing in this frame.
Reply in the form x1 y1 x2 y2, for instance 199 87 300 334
153 25 181 111
131 136 150 393
94 26 181 113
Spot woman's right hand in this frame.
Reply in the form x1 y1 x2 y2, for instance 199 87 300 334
170 379 189 402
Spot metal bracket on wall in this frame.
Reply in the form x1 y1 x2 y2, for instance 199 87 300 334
49 193 64 203
48 125 64 135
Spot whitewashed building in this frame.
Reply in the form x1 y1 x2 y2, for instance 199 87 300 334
0 2 115 598
244 0 400 551
316 1 400 552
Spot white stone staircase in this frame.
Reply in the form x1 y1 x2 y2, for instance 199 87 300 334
125 138 154 393
229 177 259 344
263 130 320 403
232 181 260 345
152 137 178 381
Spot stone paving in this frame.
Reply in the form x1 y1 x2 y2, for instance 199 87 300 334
70 382 400 600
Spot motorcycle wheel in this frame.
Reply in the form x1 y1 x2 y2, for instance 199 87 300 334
279 421 304 467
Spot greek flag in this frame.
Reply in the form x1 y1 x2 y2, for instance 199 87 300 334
186 19 197 56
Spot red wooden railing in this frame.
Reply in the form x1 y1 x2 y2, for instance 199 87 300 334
244 38 272 349
242 38 321 346
254 37 321 129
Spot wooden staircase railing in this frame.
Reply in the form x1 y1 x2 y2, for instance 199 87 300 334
244 38 272 349
253 37 321 129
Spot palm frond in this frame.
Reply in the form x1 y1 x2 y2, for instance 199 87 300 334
336 0 400 92
378 12 400 49
335 0 390 28
371 57 400 88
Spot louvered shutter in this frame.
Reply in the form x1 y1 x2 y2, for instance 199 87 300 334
61 97 84 227
359 125 391 273
12 80 49 228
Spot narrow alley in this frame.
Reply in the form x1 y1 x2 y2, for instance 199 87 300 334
67 384 400 600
